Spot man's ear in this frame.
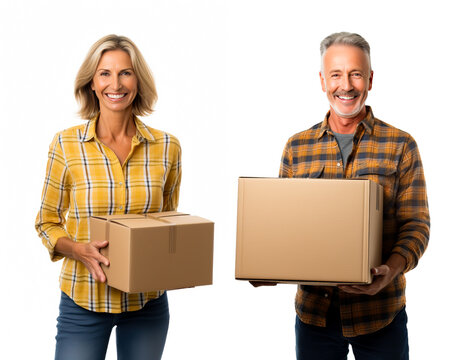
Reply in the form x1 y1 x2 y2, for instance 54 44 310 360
368 70 374 91
319 71 326 92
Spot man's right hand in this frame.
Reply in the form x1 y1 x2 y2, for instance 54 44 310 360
249 281 278 287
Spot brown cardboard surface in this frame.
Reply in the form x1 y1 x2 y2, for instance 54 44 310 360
90 212 214 293
235 177 383 285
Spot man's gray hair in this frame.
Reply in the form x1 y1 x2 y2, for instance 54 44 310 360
320 32 371 72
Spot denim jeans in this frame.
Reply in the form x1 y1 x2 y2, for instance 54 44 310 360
55 291 169 360
295 306 409 360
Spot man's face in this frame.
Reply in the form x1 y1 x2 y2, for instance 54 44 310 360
320 45 373 119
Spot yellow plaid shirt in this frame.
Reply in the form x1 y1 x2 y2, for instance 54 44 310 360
35 115 181 313
280 107 429 337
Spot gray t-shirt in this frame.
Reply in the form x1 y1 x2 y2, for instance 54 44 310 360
333 131 354 169
331 132 355 307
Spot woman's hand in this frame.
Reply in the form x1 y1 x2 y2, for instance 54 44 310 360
55 237 110 283
72 241 110 283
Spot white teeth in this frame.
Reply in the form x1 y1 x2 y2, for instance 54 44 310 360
107 94 126 99
338 96 355 100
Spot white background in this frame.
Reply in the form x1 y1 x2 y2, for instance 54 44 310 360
0 1 450 359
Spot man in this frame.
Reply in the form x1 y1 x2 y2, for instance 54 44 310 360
278 32 429 359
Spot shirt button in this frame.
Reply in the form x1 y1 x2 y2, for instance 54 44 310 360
118 205 123 210
324 293 329 298
336 162 341 167
119 182 123 186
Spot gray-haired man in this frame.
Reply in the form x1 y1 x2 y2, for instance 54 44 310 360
267 32 429 359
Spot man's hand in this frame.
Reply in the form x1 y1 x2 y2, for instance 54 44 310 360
249 281 278 287
339 253 406 296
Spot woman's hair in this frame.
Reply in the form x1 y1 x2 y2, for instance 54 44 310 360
75 34 157 119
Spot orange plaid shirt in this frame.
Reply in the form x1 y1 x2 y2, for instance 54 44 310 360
279 107 429 337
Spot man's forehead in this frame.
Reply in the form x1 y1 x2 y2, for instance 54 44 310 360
322 44 371 71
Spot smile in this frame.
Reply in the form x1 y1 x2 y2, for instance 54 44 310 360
337 95 357 100
106 93 127 99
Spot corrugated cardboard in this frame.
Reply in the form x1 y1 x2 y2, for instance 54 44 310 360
235 177 383 285
90 212 214 293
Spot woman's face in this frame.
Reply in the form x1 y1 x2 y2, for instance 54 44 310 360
91 49 138 115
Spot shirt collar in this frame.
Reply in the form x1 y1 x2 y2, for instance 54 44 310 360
78 114 155 143
317 105 375 139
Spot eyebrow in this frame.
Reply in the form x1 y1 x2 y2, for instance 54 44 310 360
96 68 134 72
328 68 365 75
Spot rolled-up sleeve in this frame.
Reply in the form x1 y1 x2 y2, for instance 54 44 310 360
392 136 430 272
35 134 71 261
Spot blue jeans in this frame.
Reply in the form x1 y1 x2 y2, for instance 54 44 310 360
295 306 409 360
55 291 169 360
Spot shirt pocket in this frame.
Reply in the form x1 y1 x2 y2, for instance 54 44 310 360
354 160 398 210
293 162 325 179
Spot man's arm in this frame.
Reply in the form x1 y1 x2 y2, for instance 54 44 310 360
341 136 429 295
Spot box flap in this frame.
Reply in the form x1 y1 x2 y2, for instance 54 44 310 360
147 211 188 219
109 218 170 228
162 215 214 225
91 214 146 221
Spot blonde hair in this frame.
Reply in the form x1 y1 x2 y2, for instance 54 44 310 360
75 34 157 119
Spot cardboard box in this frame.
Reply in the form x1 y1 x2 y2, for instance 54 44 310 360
235 178 383 285
90 212 214 293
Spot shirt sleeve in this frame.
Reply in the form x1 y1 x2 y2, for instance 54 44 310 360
391 136 430 272
35 133 71 262
279 138 294 179
162 137 182 212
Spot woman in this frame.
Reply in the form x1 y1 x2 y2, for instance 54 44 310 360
35 35 181 360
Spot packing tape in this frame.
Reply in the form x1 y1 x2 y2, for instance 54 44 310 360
168 224 176 254
106 219 111 241
147 215 177 254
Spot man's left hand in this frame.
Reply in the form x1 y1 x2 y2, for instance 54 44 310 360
338 253 406 296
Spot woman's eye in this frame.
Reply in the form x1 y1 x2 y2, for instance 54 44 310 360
121 71 131 76
100 72 109 76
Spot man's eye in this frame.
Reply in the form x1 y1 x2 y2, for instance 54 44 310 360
352 73 362 78
331 74 339 78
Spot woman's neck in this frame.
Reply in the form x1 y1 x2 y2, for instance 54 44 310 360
96 108 136 141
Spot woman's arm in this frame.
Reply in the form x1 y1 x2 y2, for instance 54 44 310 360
162 138 182 211
35 133 71 261
35 133 109 282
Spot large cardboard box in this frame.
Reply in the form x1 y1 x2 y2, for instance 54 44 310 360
235 178 383 285
90 212 214 293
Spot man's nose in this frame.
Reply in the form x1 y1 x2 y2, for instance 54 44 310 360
341 75 353 91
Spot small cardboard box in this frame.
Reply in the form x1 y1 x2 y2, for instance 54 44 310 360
235 177 383 285
90 212 214 293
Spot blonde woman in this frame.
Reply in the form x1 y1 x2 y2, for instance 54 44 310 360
36 35 181 360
